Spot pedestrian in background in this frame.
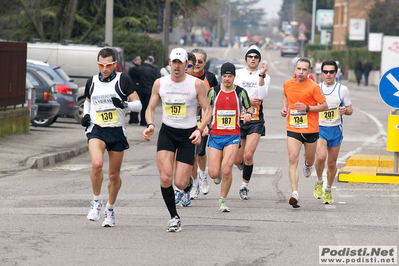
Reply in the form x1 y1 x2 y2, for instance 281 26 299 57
355 60 363 87
128 55 141 125
137 56 161 127
363 59 372 86
160 59 171 77
315 59 322 83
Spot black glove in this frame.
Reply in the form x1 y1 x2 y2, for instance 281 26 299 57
111 97 127 109
81 114 91 127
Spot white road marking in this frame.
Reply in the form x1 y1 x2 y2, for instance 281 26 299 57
253 167 281 175
337 107 387 166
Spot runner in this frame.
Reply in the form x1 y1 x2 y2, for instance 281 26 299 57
281 57 327 208
191 48 218 194
82 48 142 227
142 48 211 232
233 44 270 200
314 59 353 204
207 63 252 212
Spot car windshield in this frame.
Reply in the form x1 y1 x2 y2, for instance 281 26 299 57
54 67 73 82
285 42 297 47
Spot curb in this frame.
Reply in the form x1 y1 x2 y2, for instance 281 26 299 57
26 145 88 169
338 154 399 184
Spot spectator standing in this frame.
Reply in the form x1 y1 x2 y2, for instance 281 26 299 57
354 60 363 87
335 61 342 83
128 55 142 125
363 59 372 86
160 59 171 77
315 59 322 83
137 56 161 126
204 32 210 46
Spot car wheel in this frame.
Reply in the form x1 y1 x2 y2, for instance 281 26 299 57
31 116 57 127
74 97 85 123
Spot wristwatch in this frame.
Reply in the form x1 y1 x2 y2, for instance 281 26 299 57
259 73 266 78
306 105 310 112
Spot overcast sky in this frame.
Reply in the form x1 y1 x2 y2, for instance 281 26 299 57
253 0 283 20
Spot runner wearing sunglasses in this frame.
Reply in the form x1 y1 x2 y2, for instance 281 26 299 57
187 48 218 200
314 59 353 204
82 48 142 227
233 44 270 200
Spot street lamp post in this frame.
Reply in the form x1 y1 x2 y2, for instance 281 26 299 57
310 0 316 44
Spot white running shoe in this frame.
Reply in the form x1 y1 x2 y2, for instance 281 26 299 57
190 181 200 199
239 187 250 200
303 160 312 178
87 199 103 221
102 209 115 227
167 216 181 232
199 173 210 195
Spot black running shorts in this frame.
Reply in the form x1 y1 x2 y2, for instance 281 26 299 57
239 121 265 139
157 123 196 165
87 125 129 151
287 131 319 144
195 135 208 156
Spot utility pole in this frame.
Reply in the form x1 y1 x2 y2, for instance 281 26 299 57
105 0 114 46
163 0 171 63
310 0 316 44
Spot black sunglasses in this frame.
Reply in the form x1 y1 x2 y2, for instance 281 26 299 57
247 55 260 59
323 70 336 74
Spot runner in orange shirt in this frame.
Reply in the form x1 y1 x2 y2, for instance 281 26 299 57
281 58 328 208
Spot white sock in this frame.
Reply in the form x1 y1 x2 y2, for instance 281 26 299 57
317 179 323 183
219 197 225 202
292 191 299 198
106 202 114 210
241 182 248 188
199 170 206 178
93 194 102 201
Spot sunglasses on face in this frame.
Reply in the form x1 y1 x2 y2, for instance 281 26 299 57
187 64 193 68
323 70 336 74
97 62 116 69
196 60 204 65
247 55 260 59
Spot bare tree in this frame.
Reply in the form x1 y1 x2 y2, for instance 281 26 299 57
80 0 106 42
20 0 45 40
51 0 69 42
61 0 79 41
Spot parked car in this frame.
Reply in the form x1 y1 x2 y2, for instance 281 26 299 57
213 63 246 83
280 36 299 57
27 59 79 124
26 67 60 126
204 58 242 75
26 79 38 121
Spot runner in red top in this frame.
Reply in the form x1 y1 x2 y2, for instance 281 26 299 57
206 63 251 212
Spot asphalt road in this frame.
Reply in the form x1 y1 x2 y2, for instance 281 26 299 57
0 47 397 266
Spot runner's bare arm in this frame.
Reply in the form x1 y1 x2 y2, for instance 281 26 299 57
281 94 288 117
143 79 161 142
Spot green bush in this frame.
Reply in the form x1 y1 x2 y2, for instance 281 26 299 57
348 47 380 70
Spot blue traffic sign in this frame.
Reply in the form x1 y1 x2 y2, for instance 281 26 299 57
379 67 399 109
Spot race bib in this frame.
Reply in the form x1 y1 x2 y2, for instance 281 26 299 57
321 104 339 123
290 110 308 128
196 115 201 127
240 103 260 121
95 104 119 127
164 97 187 119
217 110 236 130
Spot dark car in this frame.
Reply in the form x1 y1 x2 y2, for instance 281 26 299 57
26 67 60 126
281 36 299 57
204 58 242 74
27 59 78 124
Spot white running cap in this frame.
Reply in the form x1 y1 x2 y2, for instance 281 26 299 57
169 48 188 63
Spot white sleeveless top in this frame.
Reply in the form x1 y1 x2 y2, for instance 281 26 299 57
318 82 351 127
87 73 128 134
160 74 198 129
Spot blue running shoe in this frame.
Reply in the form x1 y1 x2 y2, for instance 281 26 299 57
181 192 191 207
175 189 183 205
